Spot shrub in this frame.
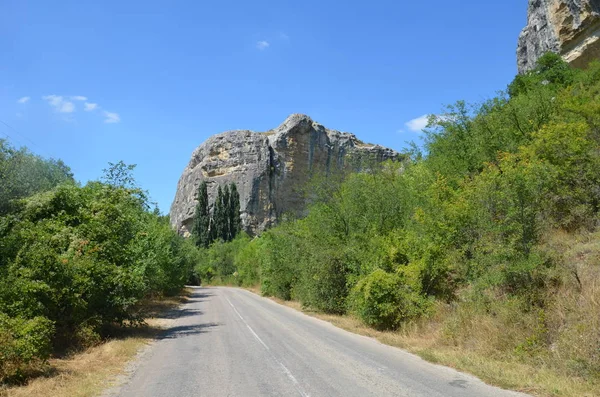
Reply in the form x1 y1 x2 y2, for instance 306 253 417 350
259 226 299 300
293 248 349 314
350 269 427 330
0 314 54 384
234 237 262 287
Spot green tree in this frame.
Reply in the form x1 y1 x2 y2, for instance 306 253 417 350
222 184 231 241
0 139 74 215
508 52 580 97
192 181 211 248
229 183 241 239
101 161 137 189
0 161 198 382
207 183 241 243
212 185 225 242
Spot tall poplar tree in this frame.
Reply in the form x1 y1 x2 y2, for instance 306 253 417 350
229 183 241 239
191 181 211 248
222 184 231 241
212 185 225 242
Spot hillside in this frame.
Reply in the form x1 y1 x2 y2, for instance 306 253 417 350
191 54 600 396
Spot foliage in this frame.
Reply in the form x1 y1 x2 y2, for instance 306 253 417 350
195 233 250 285
228 183 242 240
192 181 211 248
508 52 580 97
212 185 225 242
234 236 263 287
0 314 54 383
349 269 427 330
0 157 199 384
101 160 138 189
0 139 73 215
193 182 242 248
256 225 299 300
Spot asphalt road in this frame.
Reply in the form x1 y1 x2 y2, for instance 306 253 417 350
115 286 529 397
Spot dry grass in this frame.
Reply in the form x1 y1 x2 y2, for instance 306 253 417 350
0 289 191 397
0 338 146 397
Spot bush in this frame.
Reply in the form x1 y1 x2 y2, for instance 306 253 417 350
293 247 349 314
234 237 262 287
195 234 250 285
258 225 301 300
0 314 54 384
350 269 427 330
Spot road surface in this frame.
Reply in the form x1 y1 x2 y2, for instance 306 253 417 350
115 287 528 397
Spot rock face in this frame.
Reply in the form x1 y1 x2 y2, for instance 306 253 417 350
517 0 600 73
170 114 402 236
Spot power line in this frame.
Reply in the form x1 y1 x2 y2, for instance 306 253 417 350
0 118 78 176
0 127 16 142
0 119 42 152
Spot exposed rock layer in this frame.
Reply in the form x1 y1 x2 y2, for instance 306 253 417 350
170 114 402 236
517 0 600 73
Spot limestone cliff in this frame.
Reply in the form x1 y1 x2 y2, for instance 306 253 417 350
170 114 403 236
517 0 600 73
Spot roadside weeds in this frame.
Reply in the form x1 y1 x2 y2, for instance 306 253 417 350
0 291 191 397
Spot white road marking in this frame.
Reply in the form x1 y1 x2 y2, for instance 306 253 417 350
225 295 310 397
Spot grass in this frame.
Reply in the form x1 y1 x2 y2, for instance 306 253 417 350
0 290 191 397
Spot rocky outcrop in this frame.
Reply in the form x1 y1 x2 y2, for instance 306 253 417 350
170 114 403 236
517 0 600 73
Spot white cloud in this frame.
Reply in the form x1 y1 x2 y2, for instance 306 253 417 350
256 40 270 50
279 32 289 40
405 115 430 132
17 96 30 104
43 95 75 113
103 111 120 124
61 102 75 113
84 102 98 111
42 94 120 123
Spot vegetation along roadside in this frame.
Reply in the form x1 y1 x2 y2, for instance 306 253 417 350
192 54 600 397
0 145 200 394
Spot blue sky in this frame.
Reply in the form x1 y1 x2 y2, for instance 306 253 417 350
1 0 527 213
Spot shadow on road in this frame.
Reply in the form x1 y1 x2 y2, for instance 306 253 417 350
158 322 221 339
188 291 215 302
159 307 205 319
154 287 220 339
105 287 214 340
